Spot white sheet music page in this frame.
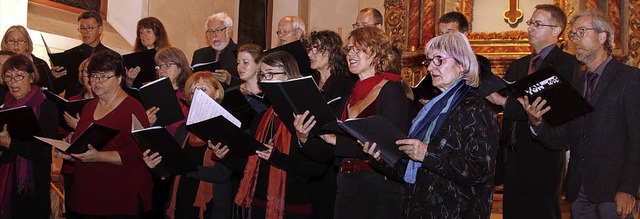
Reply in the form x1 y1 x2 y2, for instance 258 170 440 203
186 88 241 127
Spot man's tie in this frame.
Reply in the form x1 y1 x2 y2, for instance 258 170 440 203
584 72 599 102
528 53 541 75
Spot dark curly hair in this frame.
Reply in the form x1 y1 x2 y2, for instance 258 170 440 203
307 30 349 76
87 50 126 77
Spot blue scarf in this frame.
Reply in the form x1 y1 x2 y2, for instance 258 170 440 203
403 79 470 184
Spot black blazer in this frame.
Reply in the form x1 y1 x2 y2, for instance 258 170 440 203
191 41 240 87
535 59 640 203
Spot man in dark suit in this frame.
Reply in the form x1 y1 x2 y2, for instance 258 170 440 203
486 4 579 219
192 12 239 88
53 11 113 98
521 10 640 219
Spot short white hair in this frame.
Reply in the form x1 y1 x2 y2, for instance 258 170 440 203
205 12 233 29
281 16 305 33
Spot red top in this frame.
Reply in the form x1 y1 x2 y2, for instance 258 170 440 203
165 89 188 136
68 96 153 216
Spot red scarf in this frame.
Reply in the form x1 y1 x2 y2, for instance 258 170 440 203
167 133 214 219
349 72 401 107
234 107 290 219
0 85 44 218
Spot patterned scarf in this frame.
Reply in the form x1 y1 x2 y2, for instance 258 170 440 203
403 79 470 183
348 72 402 107
234 107 290 219
0 85 44 218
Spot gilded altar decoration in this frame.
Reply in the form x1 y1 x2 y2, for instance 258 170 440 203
629 0 640 67
503 0 524 25
384 0 407 50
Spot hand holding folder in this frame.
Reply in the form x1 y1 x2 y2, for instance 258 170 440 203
35 123 118 154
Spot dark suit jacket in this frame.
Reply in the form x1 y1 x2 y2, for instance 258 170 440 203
500 45 579 218
535 59 640 203
191 41 240 87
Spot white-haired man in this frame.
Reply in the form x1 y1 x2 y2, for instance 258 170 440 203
192 12 239 87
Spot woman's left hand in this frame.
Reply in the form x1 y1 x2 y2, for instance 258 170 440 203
71 144 101 162
256 142 274 160
213 69 232 85
397 139 429 162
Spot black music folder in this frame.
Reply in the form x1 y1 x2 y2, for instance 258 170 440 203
127 77 185 126
221 86 257 130
123 48 157 88
130 115 196 178
411 76 440 101
477 65 507 97
259 76 336 134
44 89 93 116
191 61 221 72
508 66 593 127
186 89 267 158
0 106 41 140
36 123 118 154
48 50 84 80
338 115 408 166
266 40 313 76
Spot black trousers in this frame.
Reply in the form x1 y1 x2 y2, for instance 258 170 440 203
334 170 405 219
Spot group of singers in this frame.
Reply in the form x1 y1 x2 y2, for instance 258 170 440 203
0 3 638 219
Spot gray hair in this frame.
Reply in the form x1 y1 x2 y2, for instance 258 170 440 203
281 16 306 34
205 12 233 29
424 32 479 87
570 10 614 54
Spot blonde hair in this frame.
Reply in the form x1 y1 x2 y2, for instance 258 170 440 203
424 32 479 87
1 25 33 54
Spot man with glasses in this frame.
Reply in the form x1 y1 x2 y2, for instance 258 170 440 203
522 10 640 219
192 12 240 88
353 8 383 30
53 11 113 98
486 4 579 219
276 16 305 46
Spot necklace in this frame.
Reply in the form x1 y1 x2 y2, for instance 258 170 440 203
240 85 264 99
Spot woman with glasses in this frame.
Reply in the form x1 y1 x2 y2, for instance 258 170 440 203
0 50 17 104
291 30 356 218
142 71 231 219
125 17 172 88
363 33 500 218
56 50 153 218
231 51 326 219
0 55 58 218
1 25 62 93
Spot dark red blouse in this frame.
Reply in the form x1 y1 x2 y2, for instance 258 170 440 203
68 96 153 216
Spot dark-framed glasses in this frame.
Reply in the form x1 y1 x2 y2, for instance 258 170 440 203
89 74 116 82
2 71 31 83
568 28 597 40
276 29 294 36
258 72 287 81
155 62 177 70
205 27 227 34
77 25 101 33
342 45 362 54
525 20 558 28
306 45 322 54
422 55 455 67
7 38 27 45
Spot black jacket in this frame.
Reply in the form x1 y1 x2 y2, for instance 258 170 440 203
191 41 240 87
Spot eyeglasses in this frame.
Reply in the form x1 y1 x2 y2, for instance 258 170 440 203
352 22 381 29
155 62 177 70
525 20 557 28
6 39 27 45
568 28 598 40
205 27 227 34
276 29 294 36
342 45 362 54
306 45 322 54
77 25 102 33
422 55 455 67
257 72 287 81
2 71 30 83
89 74 116 82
